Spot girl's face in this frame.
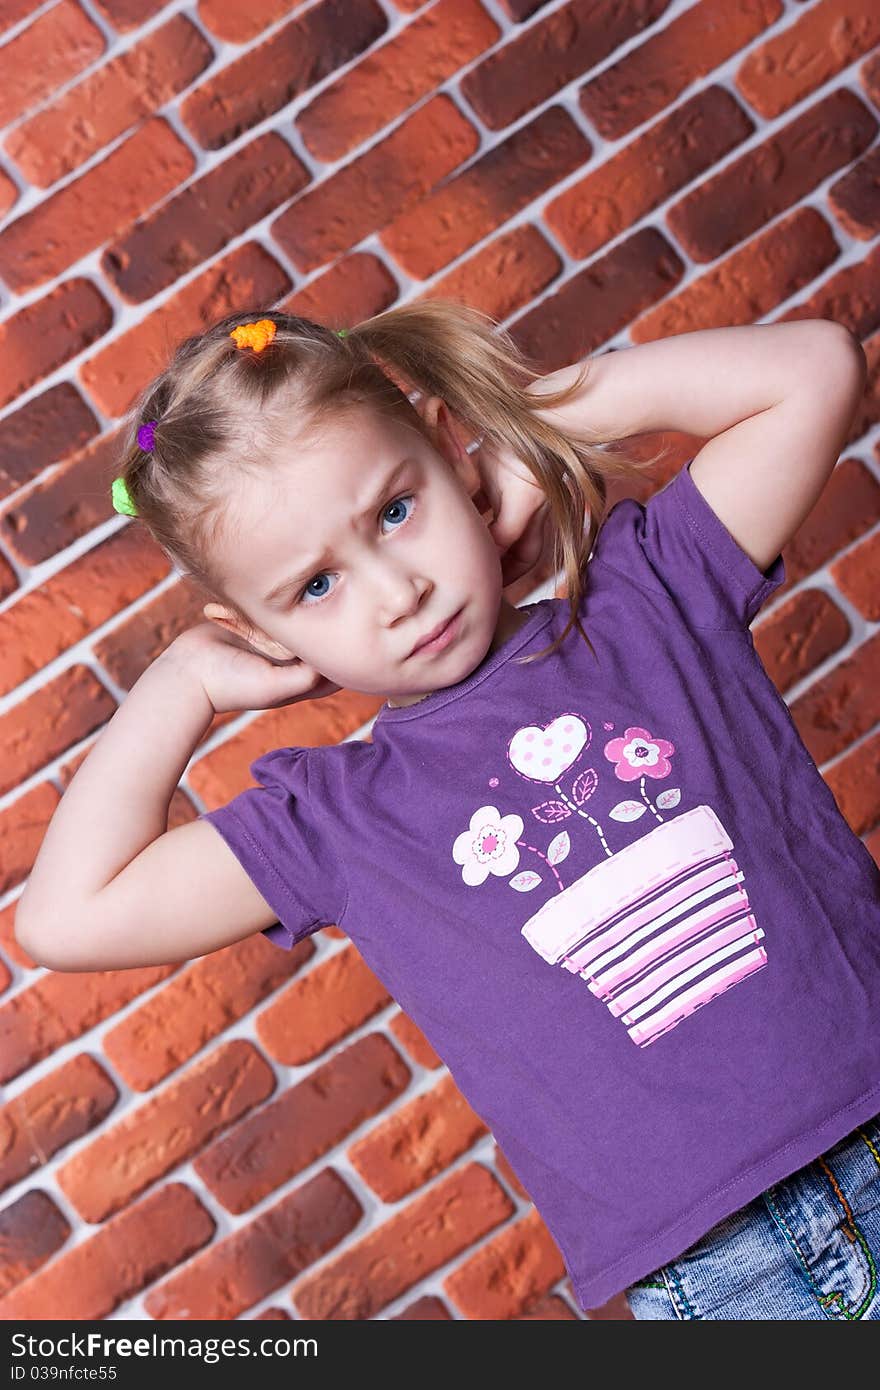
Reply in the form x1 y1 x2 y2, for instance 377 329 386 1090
207 397 523 709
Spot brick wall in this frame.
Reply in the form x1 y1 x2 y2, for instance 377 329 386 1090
0 0 879 1322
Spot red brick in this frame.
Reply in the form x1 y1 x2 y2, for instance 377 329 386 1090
349 1073 488 1200
198 0 303 44
103 933 315 1091
252 1307 291 1320
257 944 392 1065
736 0 880 119
631 207 839 342
292 1162 514 1319
0 665 116 797
422 224 562 324
144 1169 362 1320
461 0 668 132
580 0 782 140
92 576 223 689
271 93 478 273
843 333 880 441
777 241 880 340
831 529 880 622
863 50 880 113
93 0 168 28
388 1010 443 1069
493 0 547 15
0 784 60 899
0 0 104 130
394 1295 453 1320
102 131 309 304
0 962 176 1085
188 689 380 812
0 1183 214 1321
79 242 292 418
282 251 399 331
755 588 850 698
56 1040 275 1222
787 631 880 767
0 278 112 412
0 526 171 698
298 0 498 162
0 957 9 995
0 383 99 505
0 1 44 37
829 147 880 241
443 1206 565 1319
0 900 26 967
586 1290 632 1320
510 227 684 372
0 1192 71 1298
823 729 880 837
0 1054 118 1193
0 166 18 220
0 425 123 567
194 1032 410 1212
771 457 880 590
382 106 591 279
3 14 213 189
521 1293 580 1319
181 0 387 151
0 119 195 295
548 86 754 261
0 552 16 604
666 90 877 262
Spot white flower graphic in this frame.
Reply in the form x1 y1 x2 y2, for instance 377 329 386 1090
452 805 523 886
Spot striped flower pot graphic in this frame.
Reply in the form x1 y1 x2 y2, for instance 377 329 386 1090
521 803 767 1047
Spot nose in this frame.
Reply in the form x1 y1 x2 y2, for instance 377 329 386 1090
368 554 429 625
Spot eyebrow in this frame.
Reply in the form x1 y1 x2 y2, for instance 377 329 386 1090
263 456 414 606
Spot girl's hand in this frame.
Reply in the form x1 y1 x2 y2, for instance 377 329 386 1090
163 622 342 716
470 435 551 588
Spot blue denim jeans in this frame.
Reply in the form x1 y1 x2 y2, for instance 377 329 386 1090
624 1111 880 1319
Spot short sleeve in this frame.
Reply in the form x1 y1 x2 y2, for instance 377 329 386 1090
593 458 786 631
199 745 348 949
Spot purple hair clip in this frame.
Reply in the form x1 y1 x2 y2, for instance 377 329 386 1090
137 419 157 452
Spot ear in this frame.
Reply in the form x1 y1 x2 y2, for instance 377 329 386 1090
202 603 296 662
417 395 479 494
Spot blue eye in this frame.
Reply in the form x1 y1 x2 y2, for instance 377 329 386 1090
380 494 414 525
298 569 332 603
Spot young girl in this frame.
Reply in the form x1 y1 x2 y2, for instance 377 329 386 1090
16 302 880 1321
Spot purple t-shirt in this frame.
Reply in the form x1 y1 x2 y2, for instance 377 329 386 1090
202 460 880 1309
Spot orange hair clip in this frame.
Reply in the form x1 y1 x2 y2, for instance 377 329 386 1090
229 319 277 352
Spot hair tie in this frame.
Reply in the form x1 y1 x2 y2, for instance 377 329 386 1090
230 318 276 352
137 419 157 451
336 328 348 338
111 476 138 517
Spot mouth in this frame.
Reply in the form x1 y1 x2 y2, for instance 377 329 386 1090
409 607 463 658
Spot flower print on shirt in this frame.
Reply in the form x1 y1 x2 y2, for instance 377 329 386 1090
450 711 768 1048
453 808 524 885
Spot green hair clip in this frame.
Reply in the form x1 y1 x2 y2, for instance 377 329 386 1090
111 475 138 517
336 328 348 337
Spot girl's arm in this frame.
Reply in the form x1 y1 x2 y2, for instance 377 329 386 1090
14 644 279 972
526 320 867 573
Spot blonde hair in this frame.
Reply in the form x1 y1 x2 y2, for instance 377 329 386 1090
114 299 665 667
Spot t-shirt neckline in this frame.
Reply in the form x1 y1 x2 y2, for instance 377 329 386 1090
374 600 556 724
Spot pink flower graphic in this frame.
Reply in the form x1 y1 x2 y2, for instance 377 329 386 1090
604 726 674 782
452 806 524 886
